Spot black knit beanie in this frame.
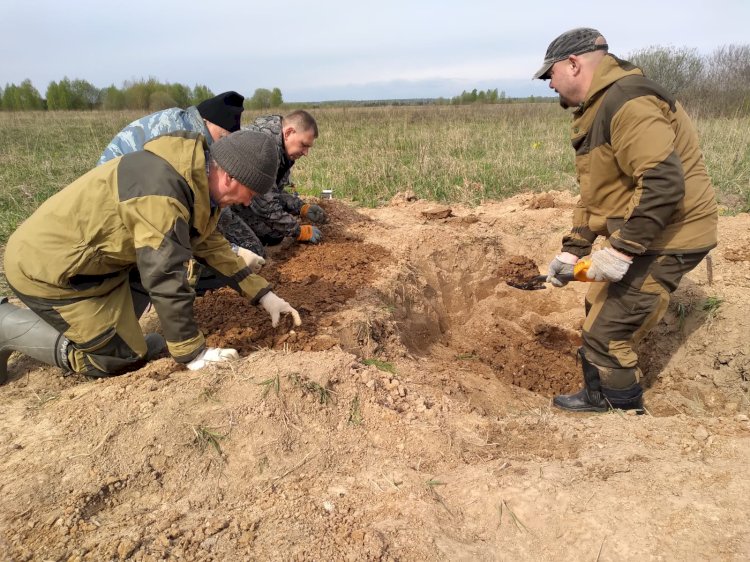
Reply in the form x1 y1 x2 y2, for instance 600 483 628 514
196 91 245 132
210 130 278 195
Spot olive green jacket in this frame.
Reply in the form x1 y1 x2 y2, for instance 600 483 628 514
562 55 718 258
4 132 270 363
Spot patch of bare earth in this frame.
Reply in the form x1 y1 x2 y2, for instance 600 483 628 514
1 193 749 561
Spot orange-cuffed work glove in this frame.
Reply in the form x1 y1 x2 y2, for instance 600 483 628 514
300 204 328 224
297 225 323 244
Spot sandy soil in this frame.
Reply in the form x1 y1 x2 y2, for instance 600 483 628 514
1 192 749 561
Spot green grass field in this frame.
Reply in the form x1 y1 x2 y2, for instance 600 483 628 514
1 104 748 247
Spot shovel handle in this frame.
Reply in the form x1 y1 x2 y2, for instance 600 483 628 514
573 258 592 282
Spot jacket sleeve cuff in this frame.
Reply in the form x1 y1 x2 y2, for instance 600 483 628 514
167 332 206 364
609 230 646 256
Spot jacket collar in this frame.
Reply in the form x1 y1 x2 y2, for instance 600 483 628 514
576 54 643 114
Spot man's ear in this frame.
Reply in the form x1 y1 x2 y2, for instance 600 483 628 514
214 165 231 188
569 55 582 76
283 125 295 140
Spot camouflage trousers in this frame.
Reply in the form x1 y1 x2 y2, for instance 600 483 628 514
217 208 266 257
582 252 708 389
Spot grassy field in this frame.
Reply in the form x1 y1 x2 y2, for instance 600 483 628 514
0 104 748 246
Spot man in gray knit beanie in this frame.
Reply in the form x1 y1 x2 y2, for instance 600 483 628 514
210 130 279 196
0 129 301 383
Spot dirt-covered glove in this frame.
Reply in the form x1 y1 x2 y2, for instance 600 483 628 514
260 291 302 328
586 248 633 282
187 347 239 371
301 204 328 224
546 252 579 287
231 244 265 273
297 225 323 244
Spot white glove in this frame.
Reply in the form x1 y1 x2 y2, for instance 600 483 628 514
260 291 302 328
232 245 265 274
546 252 579 287
187 347 240 371
586 248 633 282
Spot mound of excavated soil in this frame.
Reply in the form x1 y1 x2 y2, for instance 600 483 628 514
1 192 749 561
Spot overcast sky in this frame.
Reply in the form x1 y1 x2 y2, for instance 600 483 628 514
3 0 748 102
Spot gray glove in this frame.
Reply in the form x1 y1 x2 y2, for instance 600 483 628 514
586 248 632 282
546 252 579 287
301 204 327 224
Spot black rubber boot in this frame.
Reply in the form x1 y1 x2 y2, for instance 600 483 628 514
0 297 70 384
553 387 609 412
553 348 609 412
602 383 644 413
553 348 645 413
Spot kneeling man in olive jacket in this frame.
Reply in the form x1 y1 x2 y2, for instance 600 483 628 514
1 130 300 381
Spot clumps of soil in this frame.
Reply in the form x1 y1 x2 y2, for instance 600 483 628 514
526 192 558 209
314 196 372 226
724 246 750 262
196 202 586 394
421 205 453 220
194 200 391 354
456 322 581 396
496 255 544 287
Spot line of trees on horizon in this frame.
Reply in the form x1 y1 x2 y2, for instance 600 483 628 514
1 43 748 116
0 78 285 112
448 88 507 105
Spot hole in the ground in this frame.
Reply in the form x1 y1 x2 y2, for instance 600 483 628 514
387 243 582 397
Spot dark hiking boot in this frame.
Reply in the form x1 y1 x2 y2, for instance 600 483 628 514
602 384 645 413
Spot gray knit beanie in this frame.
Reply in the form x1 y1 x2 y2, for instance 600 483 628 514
209 130 278 195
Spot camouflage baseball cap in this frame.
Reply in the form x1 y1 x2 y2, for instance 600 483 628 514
533 28 608 80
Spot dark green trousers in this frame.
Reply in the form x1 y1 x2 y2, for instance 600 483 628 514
10 270 152 376
582 252 707 389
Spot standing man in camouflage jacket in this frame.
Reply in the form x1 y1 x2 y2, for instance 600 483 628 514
219 110 327 254
1 130 300 382
536 28 718 412
98 91 267 267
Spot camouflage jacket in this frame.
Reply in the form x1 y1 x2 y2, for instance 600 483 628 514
223 115 306 241
97 106 211 165
6 132 271 364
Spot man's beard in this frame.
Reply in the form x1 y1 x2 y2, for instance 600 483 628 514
558 95 570 110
